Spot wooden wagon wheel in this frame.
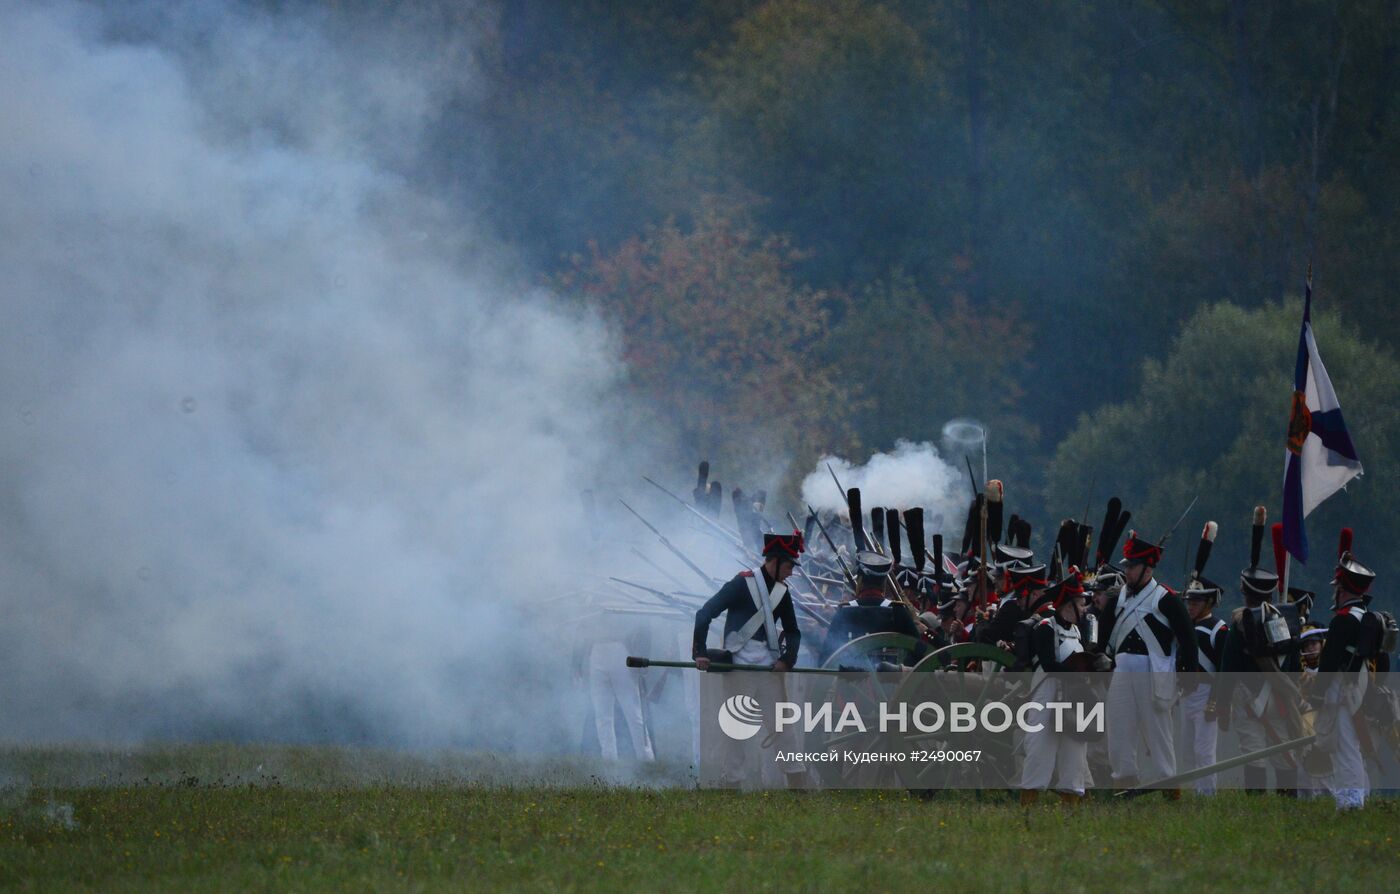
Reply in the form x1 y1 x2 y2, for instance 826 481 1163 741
793 633 922 786
892 642 1022 792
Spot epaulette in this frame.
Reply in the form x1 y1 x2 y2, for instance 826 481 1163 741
740 570 754 578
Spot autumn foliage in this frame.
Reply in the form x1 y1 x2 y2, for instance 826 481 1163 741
562 209 859 474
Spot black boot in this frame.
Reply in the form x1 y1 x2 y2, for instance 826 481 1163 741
1243 765 1267 794
1275 768 1298 798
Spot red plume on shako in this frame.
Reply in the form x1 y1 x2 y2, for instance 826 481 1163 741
1333 527 1376 597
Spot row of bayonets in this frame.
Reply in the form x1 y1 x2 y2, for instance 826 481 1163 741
595 460 1279 630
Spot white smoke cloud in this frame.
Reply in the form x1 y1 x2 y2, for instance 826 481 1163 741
0 1 660 750
800 440 969 537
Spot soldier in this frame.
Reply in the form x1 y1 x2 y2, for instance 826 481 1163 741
1081 568 1123 782
1315 532 1377 810
693 531 804 672
1101 532 1197 793
932 588 975 650
894 565 922 614
819 552 922 665
976 561 1047 648
1299 624 1326 674
1020 569 1094 804
1208 510 1300 795
1296 623 1329 799
577 617 656 762
1084 568 1123 653
693 530 807 788
1181 577 1226 794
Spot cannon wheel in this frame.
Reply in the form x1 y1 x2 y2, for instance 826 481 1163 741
805 633 922 786
819 632 923 671
915 642 1018 672
894 642 1020 792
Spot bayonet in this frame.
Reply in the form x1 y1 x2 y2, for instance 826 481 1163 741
618 499 720 588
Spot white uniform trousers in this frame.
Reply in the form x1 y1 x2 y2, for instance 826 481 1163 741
1106 653 1176 783
1020 681 1090 794
1180 682 1218 794
1321 679 1368 810
716 638 806 788
589 641 654 761
1230 685 1291 772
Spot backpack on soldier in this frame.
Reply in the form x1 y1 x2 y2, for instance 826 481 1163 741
1241 602 1294 658
1010 617 1041 671
1357 609 1399 659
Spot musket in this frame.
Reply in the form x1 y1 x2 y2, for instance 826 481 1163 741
643 475 746 546
688 523 752 565
630 546 688 591
785 510 838 610
598 605 692 621
967 456 990 610
1079 472 1095 569
826 461 846 500
1156 494 1199 549
617 499 720 588
626 656 846 676
609 577 701 612
1116 734 1316 799
806 503 857 588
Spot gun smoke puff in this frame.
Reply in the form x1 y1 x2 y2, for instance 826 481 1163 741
800 441 965 538
0 1 652 751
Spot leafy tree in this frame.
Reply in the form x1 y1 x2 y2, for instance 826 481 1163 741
1045 299 1400 609
822 272 1040 492
697 0 951 285
560 206 860 486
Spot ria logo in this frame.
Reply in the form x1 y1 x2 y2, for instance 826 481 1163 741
717 694 763 740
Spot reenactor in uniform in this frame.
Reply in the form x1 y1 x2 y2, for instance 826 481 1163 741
1299 624 1326 674
577 616 656 762
1084 568 1123 653
1297 623 1328 799
693 531 807 787
975 558 1045 648
819 552 922 665
932 587 974 650
1315 530 1377 810
1208 509 1301 795
1019 569 1095 804
1181 577 1227 794
693 531 804 672
1101 533 1197 793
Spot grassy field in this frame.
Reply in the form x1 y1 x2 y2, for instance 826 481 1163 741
2 745 1398 892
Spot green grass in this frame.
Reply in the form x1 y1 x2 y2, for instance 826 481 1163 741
1 746 1397 892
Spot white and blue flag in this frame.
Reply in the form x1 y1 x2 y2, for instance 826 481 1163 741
1281 276 1362 562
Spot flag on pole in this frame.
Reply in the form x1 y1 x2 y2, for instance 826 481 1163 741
1281 273 1362 563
